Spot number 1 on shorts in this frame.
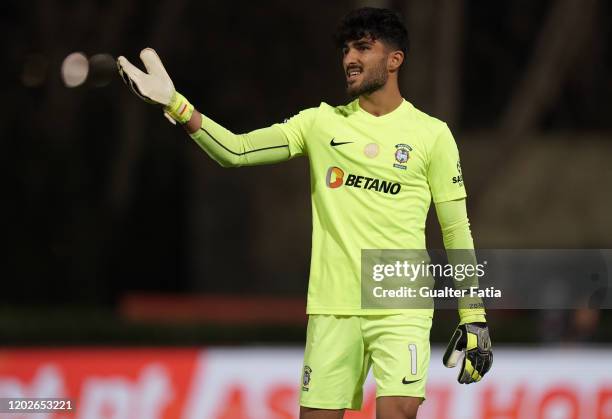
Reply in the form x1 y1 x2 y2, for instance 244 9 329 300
408 343 417 375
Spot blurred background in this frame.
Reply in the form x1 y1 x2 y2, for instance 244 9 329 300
1 0 611 418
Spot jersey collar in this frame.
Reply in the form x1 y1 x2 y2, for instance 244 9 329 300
354 98 411 123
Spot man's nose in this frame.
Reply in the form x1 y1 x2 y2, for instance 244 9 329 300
343 48 359 66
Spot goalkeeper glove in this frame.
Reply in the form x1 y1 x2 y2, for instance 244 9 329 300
116 48 194 125
443 322 493 384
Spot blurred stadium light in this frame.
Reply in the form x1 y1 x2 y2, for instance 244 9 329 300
88 53 116 88
60 52 88 88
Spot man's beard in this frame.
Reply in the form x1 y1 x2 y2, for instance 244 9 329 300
346 59 388 98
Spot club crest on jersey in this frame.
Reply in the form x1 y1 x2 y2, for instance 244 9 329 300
394 144 412 170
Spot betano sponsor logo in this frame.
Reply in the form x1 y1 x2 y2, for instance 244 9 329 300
326 166 345 189
325 166 401 195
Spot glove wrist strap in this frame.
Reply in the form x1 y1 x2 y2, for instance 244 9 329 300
164 91 194 124
458 312 486 325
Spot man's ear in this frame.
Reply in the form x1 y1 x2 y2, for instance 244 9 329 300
388 50 404 72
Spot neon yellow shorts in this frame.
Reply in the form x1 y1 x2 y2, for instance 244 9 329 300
299 313 432 410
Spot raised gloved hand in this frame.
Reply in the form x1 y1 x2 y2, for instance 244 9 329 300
117 48 193 125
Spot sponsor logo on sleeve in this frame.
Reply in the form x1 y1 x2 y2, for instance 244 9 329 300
452 160 464 185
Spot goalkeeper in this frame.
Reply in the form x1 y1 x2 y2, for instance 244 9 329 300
118 7 492 419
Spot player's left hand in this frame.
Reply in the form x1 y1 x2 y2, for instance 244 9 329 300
443 322 493 384
117 48 193 125
117 48 175 106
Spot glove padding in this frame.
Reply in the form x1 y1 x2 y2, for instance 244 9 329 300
443 322 493 384
117 48 174 105
117 48 193 124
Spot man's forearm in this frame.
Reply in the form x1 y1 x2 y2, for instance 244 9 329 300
435 199 486 324
182 108 291 167
182 109 202 134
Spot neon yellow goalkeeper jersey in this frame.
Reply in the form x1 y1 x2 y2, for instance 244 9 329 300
274 99 466 314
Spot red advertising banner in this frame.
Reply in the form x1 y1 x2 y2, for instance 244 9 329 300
0 348 611 419
0 348 199 418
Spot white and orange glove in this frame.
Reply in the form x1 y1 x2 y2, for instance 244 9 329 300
117 48 194 125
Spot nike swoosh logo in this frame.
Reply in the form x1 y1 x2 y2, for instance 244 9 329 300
402 377 422 385
330 138 354 147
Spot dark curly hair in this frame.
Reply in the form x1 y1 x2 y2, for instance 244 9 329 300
334 7 409 58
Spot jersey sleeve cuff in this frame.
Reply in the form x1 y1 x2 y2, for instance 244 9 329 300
272 123 303 158
432 190 467 204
